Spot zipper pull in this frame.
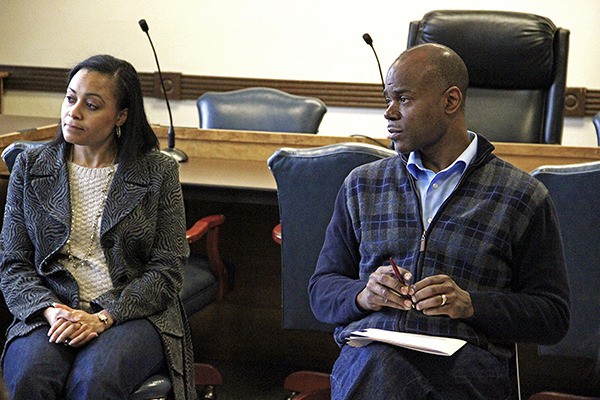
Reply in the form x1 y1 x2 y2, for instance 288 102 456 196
419 231 426 252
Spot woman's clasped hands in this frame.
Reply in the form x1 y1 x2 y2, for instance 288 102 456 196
44 303 111 347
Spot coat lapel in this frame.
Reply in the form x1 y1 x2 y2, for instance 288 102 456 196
29 144 71 228
101 156 150 236
28 143 150 244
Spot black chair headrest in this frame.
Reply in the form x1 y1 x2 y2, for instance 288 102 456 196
412 10 558 89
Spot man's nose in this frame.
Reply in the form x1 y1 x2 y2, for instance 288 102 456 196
384 102 400 120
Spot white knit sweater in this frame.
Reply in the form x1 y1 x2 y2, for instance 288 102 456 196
61 162 116 311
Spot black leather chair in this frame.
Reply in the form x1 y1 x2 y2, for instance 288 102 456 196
526 161 600 398
197 87 327 133
407 10 569 144
593 112 600 146
268 142 395 398
1 140 227 399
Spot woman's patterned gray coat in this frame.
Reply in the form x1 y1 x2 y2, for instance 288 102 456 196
0 143 196 399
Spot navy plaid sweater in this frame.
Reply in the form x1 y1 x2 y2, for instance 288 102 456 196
309 136 570 358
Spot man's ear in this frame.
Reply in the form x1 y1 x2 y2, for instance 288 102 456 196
444 86 463 115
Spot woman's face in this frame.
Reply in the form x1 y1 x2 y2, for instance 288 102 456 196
61 69 127 150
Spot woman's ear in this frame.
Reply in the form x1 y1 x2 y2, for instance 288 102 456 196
117 109 128 126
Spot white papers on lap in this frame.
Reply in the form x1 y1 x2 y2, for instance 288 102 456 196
347 328 466 356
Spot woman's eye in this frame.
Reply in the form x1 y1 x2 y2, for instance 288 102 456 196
86 103 99 111
65 95 75 104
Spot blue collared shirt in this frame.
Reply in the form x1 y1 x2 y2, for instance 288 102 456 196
407 132 478 230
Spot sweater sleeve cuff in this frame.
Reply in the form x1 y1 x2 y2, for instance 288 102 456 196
464 291 487 324
346 280 373 321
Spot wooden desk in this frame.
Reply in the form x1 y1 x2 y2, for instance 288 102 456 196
3 123 600 173
0 114 58 135
179 157 277 205
150 126 600 172
0 116 58 173
492 141 600 171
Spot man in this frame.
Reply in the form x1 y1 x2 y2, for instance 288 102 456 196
308 43 570 399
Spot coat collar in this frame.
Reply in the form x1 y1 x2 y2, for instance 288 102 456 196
399 132 496 169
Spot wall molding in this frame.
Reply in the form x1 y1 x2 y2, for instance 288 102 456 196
1 64 597 117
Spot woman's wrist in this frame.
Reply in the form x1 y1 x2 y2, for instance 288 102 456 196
96 310 114 330
43 306 57 324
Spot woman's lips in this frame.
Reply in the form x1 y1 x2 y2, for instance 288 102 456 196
63 122 84 132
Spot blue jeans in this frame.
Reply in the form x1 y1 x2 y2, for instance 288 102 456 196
331 342 511 400
2 319 165 400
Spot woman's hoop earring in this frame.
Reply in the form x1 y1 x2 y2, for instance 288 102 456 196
116 125 122 138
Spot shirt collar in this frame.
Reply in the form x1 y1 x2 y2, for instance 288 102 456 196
407 131 478 179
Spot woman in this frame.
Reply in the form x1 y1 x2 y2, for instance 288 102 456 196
0 54 196 399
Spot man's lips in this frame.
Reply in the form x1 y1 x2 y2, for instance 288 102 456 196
387 129 402 140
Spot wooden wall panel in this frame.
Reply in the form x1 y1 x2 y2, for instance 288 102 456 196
1 64 596 116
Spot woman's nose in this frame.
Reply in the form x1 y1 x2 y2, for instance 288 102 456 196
68 102 83 119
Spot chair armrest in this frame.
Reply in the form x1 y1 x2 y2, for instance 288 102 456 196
194 363 223 386
186 214 230 300
284 370 330 394
186 214 225 243
272 223 282 245
289 388 330 400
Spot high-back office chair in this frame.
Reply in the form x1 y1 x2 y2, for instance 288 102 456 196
593 112 600 146
407 10 569 144
1 140 228 400
526 161 600 398
197 87 327 133
268 142 396 399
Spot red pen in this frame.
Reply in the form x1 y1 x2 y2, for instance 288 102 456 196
389 257 404 283
389 257 414 308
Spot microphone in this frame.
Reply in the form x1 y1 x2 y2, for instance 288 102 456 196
362 33 385 91
139 19 188 162
363 33 394 150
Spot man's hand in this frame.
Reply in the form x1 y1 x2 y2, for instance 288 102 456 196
356 265 413 311
411 274 474 319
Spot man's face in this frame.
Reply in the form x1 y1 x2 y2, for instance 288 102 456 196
383 56 449 155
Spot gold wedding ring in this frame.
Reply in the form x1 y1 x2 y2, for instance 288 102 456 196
441 294 447 306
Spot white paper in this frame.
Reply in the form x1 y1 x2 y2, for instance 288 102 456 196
347 328 467 356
